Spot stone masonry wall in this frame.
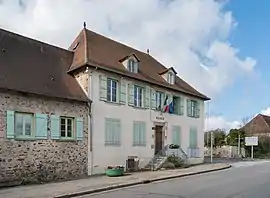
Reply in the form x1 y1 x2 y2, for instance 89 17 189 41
0 91 88 186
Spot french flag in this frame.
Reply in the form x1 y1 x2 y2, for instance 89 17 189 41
163 95 173 113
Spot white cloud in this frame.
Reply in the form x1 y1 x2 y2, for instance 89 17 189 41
260 107 270 116
205 115 240 131
0 0 256 98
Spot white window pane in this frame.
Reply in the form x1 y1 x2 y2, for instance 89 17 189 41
24 115 32 136
15 114 23 135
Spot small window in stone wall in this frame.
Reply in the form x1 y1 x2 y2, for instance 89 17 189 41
15 112 34 137
60 117 74 138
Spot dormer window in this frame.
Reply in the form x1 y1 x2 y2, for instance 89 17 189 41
159 67 177 85
167 72 174 84
119 53 140 73
128 59 137 73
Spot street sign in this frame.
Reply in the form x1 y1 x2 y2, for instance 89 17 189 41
245 136 258 146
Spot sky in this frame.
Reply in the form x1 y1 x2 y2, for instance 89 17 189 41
0 0 269 131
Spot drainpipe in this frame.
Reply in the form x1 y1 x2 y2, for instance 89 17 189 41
88 66 98 175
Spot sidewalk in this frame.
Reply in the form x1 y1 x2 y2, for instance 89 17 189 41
0 163 231 198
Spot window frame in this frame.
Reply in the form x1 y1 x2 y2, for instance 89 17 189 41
134 85 144 107
167 72 174 84
14 112 34 138
172 96 181 114
60 116 75 139
128 59 137 73
107 78 118 103
190 100 197 117
133 121 146 147
156 91 163 110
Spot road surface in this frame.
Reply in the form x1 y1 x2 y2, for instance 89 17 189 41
80 160 270 198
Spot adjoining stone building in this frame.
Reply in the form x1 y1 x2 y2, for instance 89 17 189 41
0 28 89 186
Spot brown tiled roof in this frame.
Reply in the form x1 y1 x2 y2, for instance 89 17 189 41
260 114 270 127
68 28 210 100
0 28 88 102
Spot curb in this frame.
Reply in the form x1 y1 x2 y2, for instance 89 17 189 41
54 165 231 198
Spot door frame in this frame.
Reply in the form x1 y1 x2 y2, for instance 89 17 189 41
154 122 165 155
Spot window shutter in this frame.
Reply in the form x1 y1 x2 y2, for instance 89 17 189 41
35 114 48 139
105 118 111 145
180 97 184 115
128 84 134 106
6 110 15 139
150 89 156 110
133 122 139 146
99 75 107 101
189 127 198 148
144 87 150 108
51 115 60 140
76 117 84 141
195 101 200 118
120 81 126 105
187 99 191 116
172 126 181 146
141 122 146 146
115 119 121 145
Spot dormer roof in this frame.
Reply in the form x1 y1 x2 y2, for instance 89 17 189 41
159 67 177 75
119 52 140 63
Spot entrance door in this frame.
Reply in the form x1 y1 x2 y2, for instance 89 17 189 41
155 125 164 154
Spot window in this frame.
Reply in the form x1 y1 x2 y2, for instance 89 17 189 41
167 72 174 84
172 125 181 146
187 99 199 118
134 85 143 107
128 59 137 73
105 118 121 146
15 112 34 137
107 78 118 102
156 91 163 110
60 117 74 138
189 126 198 148
172 96 180 114
190 100 196 117
133 121 146 146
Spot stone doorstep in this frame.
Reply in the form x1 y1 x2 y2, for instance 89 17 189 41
53 164 231 198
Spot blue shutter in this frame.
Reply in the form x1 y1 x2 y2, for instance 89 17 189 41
76 117 84 141
35 114 48 139
99 75 107 101
120 81 126 105
144 87 150 108
189 126 198 148
6 110 15 139
150 89 156 110
128 84 134 106
51 115 60 140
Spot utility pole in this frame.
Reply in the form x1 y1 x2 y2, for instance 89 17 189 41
238 133 241 155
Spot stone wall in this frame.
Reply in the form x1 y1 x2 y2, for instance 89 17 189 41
0 91 88 186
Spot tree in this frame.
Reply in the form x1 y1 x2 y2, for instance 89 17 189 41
226 128 245 146
204 129 226 147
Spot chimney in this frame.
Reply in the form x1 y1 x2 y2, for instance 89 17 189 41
147 49 150 54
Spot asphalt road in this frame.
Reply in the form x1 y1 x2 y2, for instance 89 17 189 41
80 160 270 198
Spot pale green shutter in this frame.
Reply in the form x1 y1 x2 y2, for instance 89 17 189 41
76 117 83 141
195 101 200 118
133 122 139 146
51 115 60 140
144 87 150 108
35 114 48 139
6 110 15 139
128 84 134 106
105 118 110 145
187 99 191 116
150 89 156 110
141 122 146 146
180 97 184 115
189 127 198 148
115 119 121 145
120 81 126 105
99 75 107 101
172 126 181 146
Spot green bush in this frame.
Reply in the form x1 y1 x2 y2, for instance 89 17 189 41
167 155 184 168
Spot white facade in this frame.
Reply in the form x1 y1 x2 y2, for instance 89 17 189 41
84 69 205 175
